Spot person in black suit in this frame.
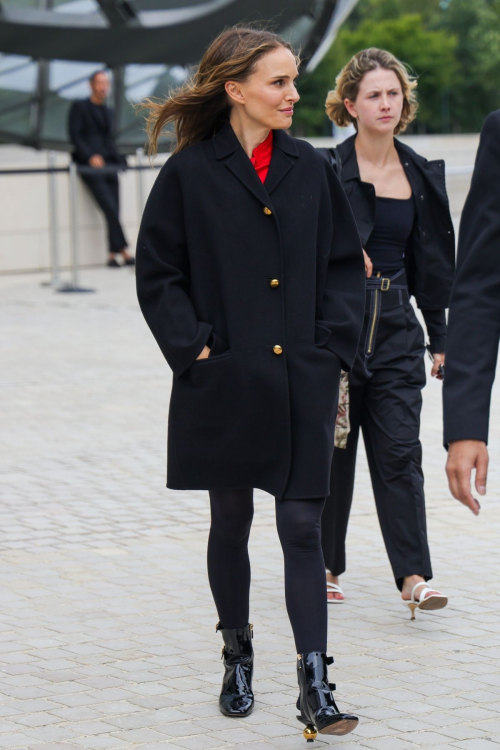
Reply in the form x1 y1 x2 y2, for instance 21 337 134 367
68 71 134 267
443 111 500 514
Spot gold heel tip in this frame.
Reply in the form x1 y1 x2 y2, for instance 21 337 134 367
303 724 317 741
408 603 418 621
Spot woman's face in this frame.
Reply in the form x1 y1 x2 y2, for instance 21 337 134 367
226 46 300 130
345 68 404 135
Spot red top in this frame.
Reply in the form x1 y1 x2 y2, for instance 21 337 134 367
250 130 273 183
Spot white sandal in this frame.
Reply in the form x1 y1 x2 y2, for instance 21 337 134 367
404 581 448 620
326 581 344 604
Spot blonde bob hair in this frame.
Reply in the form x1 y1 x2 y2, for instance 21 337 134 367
325 48 418 135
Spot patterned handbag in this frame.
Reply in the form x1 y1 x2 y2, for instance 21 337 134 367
334 371 350 449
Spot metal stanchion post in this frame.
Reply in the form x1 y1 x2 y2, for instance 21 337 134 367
136 147 145 219
58 162 95 293
41 151 61 288
69 161 79 288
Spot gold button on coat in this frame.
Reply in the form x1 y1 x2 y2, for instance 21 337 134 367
270 279 279 288
263 207 272 215
273 345 283 355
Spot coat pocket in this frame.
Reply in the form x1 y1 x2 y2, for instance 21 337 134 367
314 321 332 348
191 332 230 367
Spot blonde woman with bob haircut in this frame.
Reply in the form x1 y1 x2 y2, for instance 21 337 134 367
136 26 366 740
319 48 455 618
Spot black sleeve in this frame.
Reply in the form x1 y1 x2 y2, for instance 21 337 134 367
421 308 446 354
443 111 500 445
135 157 212 378
106 108 128 166
316 160 366 371
68 102 93 164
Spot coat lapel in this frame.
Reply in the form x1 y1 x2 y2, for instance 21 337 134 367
226 149 273 209
264 129 297 195
213 122 298 206
336 135 360 183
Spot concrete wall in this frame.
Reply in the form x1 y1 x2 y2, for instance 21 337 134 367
0 146 168 275
0 134 479 275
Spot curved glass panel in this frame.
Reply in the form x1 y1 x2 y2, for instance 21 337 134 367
1 1 39 7
53 0 100 11
0 55 36 139
0 54 37 93
0 0 358 150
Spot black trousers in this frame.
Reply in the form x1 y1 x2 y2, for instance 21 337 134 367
208 489 327 654
81 172 128 255
321 274 432 591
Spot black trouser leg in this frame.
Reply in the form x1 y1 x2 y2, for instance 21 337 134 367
362 376 432 590
322 285 432 592
321 381 365 576
81 172 128 254
208 489 254 629
208 489 327 653
276 496 327 653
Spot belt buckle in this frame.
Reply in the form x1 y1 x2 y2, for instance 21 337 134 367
381 278 391 292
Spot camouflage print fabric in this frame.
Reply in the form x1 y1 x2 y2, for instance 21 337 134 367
334 371 350 449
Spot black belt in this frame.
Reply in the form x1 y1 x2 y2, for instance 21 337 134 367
365 268 408 292
363 268 408 368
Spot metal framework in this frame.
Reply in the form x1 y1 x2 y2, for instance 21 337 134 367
0 0 359 151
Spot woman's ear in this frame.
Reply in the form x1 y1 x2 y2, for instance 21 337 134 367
225 81 246 106
344 98 357 121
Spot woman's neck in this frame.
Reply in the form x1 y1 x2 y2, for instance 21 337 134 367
354 128 397 169
229 111 270 159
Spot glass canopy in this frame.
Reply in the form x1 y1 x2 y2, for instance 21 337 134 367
0 0 359 152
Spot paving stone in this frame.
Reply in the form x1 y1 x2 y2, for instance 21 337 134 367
1 268 500 749
403 731 463 746
165 738 227 750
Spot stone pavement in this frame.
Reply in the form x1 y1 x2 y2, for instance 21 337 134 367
1 267 500 750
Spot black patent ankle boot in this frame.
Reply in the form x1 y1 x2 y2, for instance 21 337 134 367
296 652 358 740
217 622 254 717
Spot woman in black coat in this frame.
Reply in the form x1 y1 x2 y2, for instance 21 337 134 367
319 48 455 619
136 27 365 740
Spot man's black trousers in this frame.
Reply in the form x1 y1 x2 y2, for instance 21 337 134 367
321 273 433 591
81 171 127 255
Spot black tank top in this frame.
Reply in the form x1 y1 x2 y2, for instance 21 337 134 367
365 195 415 273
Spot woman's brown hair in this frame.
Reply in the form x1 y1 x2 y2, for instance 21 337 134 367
325 48 418 135
138 26 297 156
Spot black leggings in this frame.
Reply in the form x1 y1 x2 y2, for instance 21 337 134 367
208 489 327 654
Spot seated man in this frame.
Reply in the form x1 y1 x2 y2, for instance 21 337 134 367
68 70 134 267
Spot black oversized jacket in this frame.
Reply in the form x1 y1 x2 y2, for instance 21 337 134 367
325 135 456 353
136 123 365 498
443 110 500 445
68 98 126 166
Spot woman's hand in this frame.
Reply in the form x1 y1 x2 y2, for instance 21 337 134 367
196 345 211 360
363 249 373 278
431 352 445 379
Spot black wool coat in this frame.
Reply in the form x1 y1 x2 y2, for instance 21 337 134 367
136 123 365 499
443 110 500 446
